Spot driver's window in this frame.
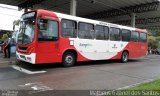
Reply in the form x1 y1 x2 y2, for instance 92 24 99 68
38 19 58 41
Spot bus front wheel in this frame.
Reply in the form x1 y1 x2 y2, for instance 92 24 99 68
121 51 129 63
62 52 76 67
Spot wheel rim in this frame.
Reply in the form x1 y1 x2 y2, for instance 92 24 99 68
123 52 128 62
65 55 73 64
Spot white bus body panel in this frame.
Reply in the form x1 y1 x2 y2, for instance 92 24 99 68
16 52 36 64
70 38 128 60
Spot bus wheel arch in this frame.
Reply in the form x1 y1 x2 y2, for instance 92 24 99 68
62 49 77 67
121 50 129 63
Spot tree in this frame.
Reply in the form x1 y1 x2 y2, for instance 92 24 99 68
148 31 153 36
148 36 159 49
156 36 160 49
1 34 9 41
156 36 160 41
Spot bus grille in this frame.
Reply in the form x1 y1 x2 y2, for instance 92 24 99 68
18 46 28 51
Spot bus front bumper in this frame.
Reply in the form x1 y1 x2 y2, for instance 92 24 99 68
16 52 36 64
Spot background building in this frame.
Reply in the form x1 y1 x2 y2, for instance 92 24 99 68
0 4 22 39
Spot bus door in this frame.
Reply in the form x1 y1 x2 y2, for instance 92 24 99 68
36 18 59 63
94 25 109 53
130 31 140 58
139 32 148 57
109 28 121 54
77 22 95 53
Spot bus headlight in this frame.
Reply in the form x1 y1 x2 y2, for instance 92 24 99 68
26 57 32 61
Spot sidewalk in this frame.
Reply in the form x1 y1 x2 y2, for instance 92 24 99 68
0 53 16 67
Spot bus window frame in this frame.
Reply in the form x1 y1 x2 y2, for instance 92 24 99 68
131 31 140 42
95 25 109 40
61 19 78 38
109 27 121 41
95 25 105 40
139 32 147 43
104 26 109 40
37 18 59 42
78 22 95 40
121 29 131 42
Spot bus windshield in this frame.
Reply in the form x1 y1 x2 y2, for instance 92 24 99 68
17 19 35 44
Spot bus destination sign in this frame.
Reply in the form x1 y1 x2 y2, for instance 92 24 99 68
21 12 36 20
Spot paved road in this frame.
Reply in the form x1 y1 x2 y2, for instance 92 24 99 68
0 55 160 94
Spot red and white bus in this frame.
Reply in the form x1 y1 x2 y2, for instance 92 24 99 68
16 9 148 67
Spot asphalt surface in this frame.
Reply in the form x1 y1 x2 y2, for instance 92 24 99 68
0 54 160 95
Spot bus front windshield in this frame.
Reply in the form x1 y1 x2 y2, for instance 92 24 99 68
17 19 35 44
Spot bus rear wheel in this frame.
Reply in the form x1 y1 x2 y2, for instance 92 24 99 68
121 51 129 63
62 52 76 67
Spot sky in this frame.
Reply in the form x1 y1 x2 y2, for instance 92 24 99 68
0 4 23 31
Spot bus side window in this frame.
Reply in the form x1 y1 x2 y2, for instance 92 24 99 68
104 26 109 40
140 33 147 43
121 29 131 42
61 19 77 38
38 19 58 41
78 22 94 39
131 31 139 42
95 25 105 40
95 25 109 40
110 27 120 41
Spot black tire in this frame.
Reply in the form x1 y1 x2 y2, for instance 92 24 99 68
62 52 76 67
121 51 129 63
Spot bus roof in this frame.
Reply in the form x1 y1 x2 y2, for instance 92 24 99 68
36 9 147 33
